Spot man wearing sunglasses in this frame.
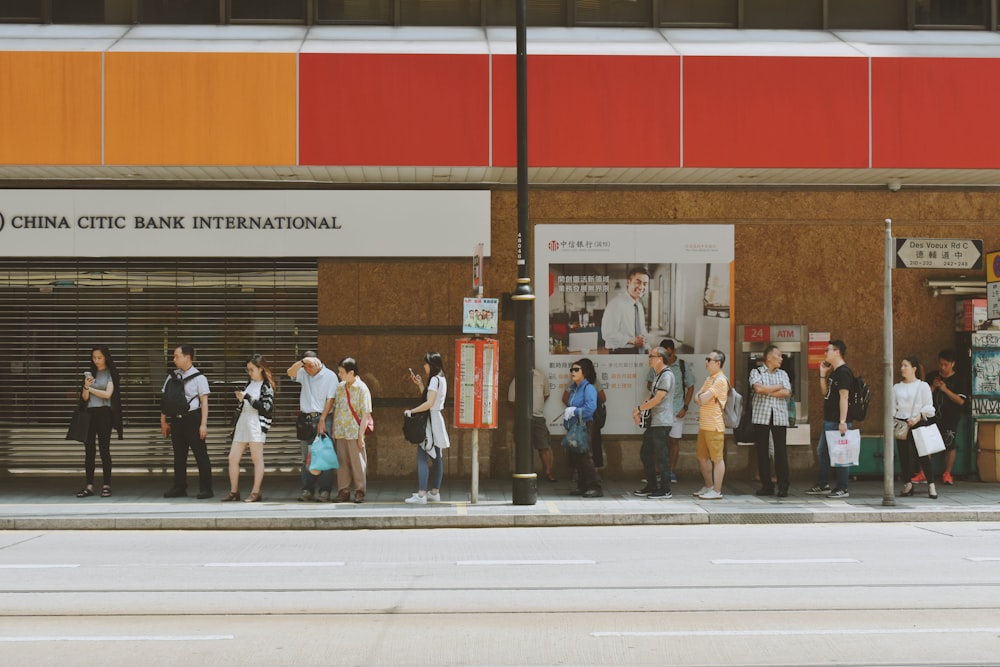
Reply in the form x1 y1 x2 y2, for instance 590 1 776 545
633 347 676 499
693 350 730 500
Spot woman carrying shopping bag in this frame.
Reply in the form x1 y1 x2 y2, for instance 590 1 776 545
893 356 937 499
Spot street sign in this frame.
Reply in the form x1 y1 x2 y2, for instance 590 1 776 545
894 238 982 269
988 282 1000 321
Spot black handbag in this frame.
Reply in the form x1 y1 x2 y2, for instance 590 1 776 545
65 408 91 443
296 412 316 441
403 412 429 444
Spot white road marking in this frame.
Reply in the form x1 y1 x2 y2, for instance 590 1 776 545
457 560 596 566
0 564 79 569
203 562 344 568
0 635 234 642
966 556 1000 561
593 627 1000 638
711 558 859 565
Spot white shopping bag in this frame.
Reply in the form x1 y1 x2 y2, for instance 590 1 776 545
826 429 861 467
912 424 946 457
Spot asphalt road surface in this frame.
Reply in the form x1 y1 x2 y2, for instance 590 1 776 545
2 523 999 666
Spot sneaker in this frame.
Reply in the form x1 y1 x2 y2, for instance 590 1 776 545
911 470 927 484
693 486 711 497
640 475 662 486
404 493 427 504
633 487 655 497
699 489 723 500
297 489 314 502
827 488 850 499
648 490 672 499
805 484 831 495
669 472 678 483
317 490 331 503
581 488 604 498
942 472 954 485
427 492 441 502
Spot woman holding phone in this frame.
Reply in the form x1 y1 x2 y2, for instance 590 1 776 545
403 352 450 504
223 354 275 503
77 346 123 498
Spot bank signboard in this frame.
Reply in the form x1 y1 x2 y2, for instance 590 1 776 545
0 189 490 258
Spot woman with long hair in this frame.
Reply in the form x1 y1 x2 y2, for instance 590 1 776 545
894 356 937 500
403 351 450 504
223 353 275 503
77 346 123 498
562 357 601 497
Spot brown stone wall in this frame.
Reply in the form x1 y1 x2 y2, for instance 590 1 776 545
320 190 1000 483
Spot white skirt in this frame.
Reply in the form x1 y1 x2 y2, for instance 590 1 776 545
232 402 265 443
427 409 450 450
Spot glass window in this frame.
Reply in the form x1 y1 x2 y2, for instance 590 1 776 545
0 0 42 21
231 0 306 22
743 0 822 29
400 0 481 26
915 0 988 27
486 0 565 26
52 0 104 22
829 0 905 29
141 0 220 24
575 0 652 25
316 0 390 23
659 0 737 27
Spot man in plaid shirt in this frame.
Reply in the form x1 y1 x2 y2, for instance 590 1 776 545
750 345 792 497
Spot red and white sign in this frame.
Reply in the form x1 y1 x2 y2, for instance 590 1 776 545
454 338 499 430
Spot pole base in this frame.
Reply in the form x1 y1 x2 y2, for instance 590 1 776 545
512 476 537 505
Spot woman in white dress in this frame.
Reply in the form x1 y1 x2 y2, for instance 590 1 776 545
223 354 275 503
403 351 450 504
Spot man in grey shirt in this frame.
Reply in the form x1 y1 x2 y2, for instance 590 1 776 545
633 346 676 499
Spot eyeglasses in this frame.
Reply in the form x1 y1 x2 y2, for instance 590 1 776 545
570 367 582 373
648 355 658 359
705 357 718 362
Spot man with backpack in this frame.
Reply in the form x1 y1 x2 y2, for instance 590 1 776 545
160 344 213 499
806 339 853 499
693 349 730 500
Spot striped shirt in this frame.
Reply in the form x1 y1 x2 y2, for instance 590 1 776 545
698 372 728 433
749 365 791 426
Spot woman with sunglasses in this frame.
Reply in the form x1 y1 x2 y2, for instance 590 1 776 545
562 358 601 497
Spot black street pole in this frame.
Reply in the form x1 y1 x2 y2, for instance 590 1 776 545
511 0 536 506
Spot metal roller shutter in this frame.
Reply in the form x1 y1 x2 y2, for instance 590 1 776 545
0 258 317 472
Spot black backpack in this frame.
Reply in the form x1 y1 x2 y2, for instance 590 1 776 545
160 371 203 417
848 372 872 422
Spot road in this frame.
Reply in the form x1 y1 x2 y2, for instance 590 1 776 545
2 523 999 666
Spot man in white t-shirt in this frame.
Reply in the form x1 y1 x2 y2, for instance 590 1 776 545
287 351 339 502
160 344 213 499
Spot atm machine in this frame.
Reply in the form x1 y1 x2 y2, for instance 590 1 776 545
734 325 810 446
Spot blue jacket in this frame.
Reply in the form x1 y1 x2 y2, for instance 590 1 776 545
564 379 597 426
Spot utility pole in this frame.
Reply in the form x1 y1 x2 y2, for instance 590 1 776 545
510 0 536 505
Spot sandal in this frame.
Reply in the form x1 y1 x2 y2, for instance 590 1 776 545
545 474 558 482
244 491 262 503
76 488 94 498
220 491 241 502
101 486 112 498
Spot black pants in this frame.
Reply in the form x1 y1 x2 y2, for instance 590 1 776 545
755 417 788 491
639 425 671 493
898 432 934 484
567 421 600 491
84 406 113 486
170 409 213 492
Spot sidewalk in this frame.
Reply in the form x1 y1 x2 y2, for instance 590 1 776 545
2 473 1000 530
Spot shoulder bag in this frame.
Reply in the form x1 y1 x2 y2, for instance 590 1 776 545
346 384 374 435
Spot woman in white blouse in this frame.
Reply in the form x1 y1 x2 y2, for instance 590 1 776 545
403 352 450 504
893 356 937 499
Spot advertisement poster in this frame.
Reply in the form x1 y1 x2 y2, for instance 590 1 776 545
462 297 499 335
535 224 735 435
